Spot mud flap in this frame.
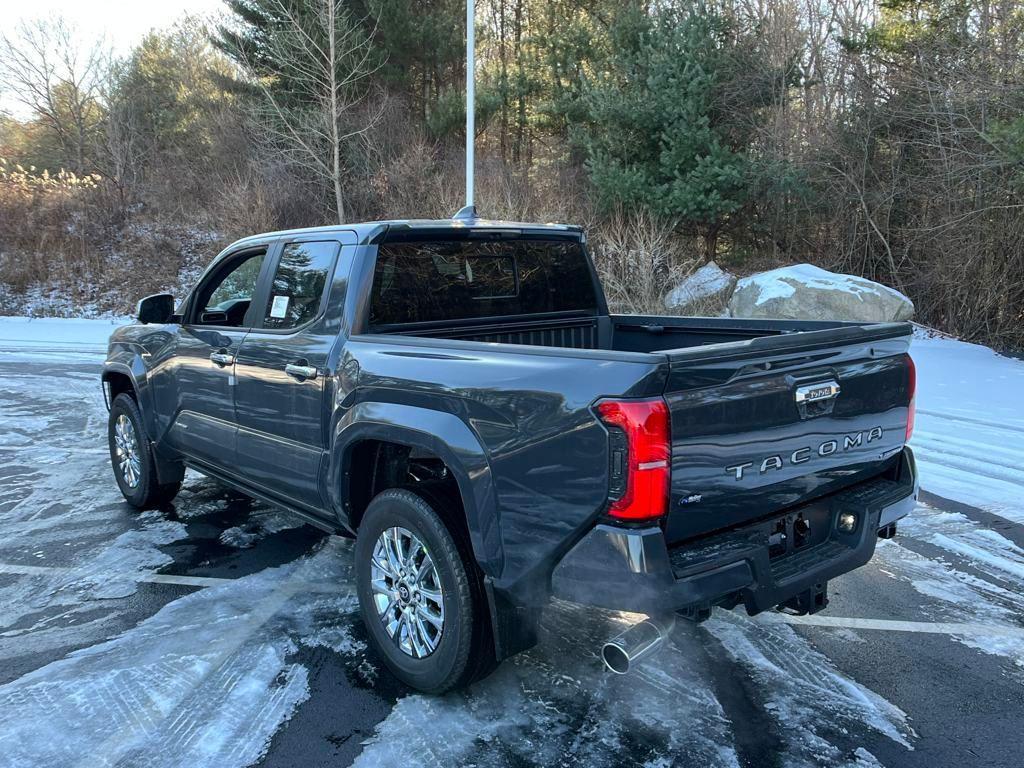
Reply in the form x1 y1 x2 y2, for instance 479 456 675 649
152 443 186 485
485 577 540 661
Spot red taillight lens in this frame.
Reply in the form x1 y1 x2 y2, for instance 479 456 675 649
905 355 916 441
596 398 670 521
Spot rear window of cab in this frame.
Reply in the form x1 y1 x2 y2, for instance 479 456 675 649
368 238 599 327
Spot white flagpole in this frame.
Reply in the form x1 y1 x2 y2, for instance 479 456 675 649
465 0 475 212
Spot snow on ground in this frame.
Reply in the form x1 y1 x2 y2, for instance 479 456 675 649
0 316 125 361
0 365 170 660
705 612 915 764
910 329 1024 521
875 538 1024 668
0 356 372 768
873 502 1024 669
355 604 743 768
0 318 1023 766
0 538 364 768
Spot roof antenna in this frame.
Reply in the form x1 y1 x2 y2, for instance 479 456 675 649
454 0 477 222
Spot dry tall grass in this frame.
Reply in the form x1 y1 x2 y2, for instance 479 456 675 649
0 144 703 318
0 160 227 316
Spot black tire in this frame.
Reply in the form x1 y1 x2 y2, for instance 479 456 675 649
107 393 181 509
355 487 495 693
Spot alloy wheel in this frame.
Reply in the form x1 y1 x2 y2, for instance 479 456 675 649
113 413 142 489
370 526 445 658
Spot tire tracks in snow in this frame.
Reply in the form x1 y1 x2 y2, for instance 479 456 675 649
0 538 368 768
875 502 1024 670
353 603 742 768
702 612 914 767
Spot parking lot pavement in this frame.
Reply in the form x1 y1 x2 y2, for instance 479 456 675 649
1 358 1023 768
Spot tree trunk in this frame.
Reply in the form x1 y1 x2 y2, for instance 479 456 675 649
703 226 719 262
333 170 345 224
327 0 345 223
514 0 524 164
498 0 508 163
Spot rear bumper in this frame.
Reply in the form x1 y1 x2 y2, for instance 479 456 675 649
551 446 918 616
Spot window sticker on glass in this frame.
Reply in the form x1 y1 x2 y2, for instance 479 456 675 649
270 295 290 319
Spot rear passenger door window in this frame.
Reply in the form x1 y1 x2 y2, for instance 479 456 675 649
262 241 339 330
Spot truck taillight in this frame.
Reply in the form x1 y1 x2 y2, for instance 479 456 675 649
596 398 670 522
905 355 916 442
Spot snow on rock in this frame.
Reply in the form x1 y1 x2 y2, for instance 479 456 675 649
664 261 737 312
728 263 914 322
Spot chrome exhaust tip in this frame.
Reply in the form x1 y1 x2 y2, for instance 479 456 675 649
601 616 676 675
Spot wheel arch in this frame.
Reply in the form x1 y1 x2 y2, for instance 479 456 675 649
102 367 137 404
103 359 155 432
102 359 183 486
329 402 501 579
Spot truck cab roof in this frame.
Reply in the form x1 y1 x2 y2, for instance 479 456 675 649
228 217 584 250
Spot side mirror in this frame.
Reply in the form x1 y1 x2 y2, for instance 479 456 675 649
137 293 175 324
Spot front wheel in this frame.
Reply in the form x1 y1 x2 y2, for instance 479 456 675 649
107 393 180 508
355 487 493 693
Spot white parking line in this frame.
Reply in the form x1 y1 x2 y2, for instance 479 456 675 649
3 560 1022 640
0 561 236 589
776 613 1024 639
0 560 346 592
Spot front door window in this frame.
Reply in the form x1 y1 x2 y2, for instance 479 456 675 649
193 250 267 327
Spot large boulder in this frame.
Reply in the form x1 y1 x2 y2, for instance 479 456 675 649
728 263 914 322
664 261 737 314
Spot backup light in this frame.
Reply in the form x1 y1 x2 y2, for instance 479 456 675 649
596 398 670 522
838 512 857 533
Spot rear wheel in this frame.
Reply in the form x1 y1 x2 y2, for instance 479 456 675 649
355 487 494 693
107 393 181 508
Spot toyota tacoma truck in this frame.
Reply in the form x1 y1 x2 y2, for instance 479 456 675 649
102 213 918 692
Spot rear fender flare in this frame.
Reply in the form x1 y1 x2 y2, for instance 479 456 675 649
329 401 502 578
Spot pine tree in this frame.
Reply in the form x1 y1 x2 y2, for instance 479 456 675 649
581 4 778 260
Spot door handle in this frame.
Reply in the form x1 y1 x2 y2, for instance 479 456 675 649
210 351 234 367
284 363 318 380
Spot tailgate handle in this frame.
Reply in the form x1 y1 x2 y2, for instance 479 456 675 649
794 381 840 403
795 380 840 419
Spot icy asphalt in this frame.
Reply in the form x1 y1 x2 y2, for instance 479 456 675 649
0 326 1023 767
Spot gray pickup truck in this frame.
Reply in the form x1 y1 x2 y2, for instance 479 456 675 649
103 215 918 692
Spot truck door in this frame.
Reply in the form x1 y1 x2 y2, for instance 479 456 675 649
232 236 351 511
159 245 271 468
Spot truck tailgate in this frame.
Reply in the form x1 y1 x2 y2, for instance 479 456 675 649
662 322 913 545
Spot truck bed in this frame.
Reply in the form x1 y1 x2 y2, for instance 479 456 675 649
367 311 914 546
369 311 873 352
